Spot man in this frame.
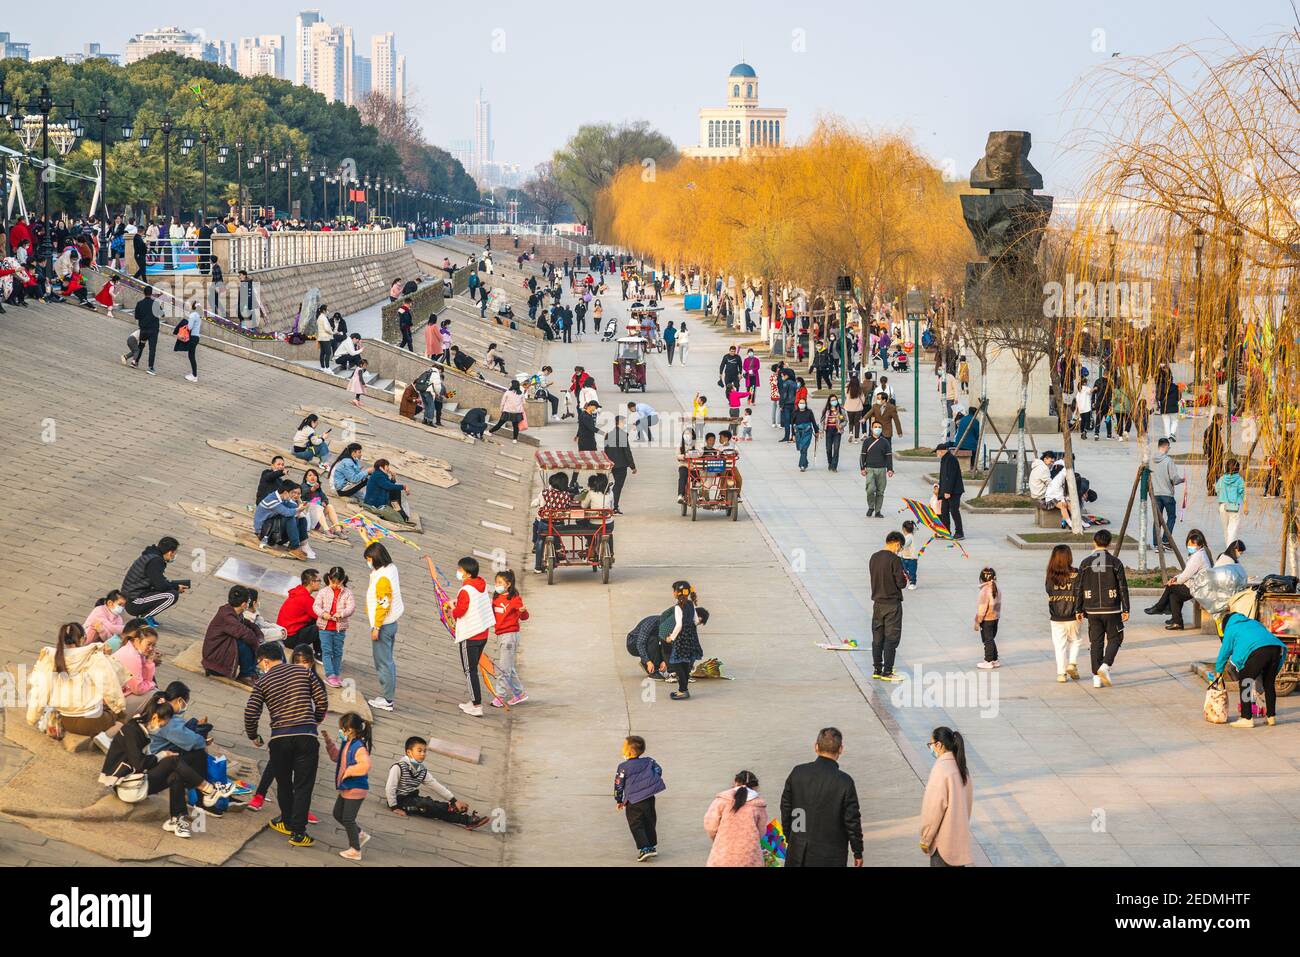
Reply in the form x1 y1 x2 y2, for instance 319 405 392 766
1074 528 1130 688
936 443 965 540
811 340 834 391
121 536 189 626
626 401 659 443
663 321 677 364
244 642 329 847
125 286 162 375
1149 438 1184 547
604 416 637 513
397 302 414 350
778 369 798 442
277 568 324 657
333 332 364 372
780 727 864 867
236 269 264 330
450 345 485 380
201 585 264 685
1027 451 1056 502
859 421 895 518
255 479 316 559
129 222 147 283
943 368 961 438
256 456 289 503
719 346 743 394
1045 463 1095 529
866 391 903 439
576 400 601 452
413 364 445 427
868 531 909 680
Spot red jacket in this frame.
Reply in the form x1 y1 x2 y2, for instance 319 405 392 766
276 585 317 636
492 593 529 636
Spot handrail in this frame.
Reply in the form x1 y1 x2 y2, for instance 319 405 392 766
216 227 407 273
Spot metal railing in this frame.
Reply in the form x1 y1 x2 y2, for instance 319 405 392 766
218 227 407 273
141 238 213 274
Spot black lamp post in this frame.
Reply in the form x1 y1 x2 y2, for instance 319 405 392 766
1193 225 1205 387
136 112 176 221
317 164 328 220
92 96 132 263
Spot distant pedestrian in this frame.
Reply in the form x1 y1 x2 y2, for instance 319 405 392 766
935 443 965 539
780 727 863 867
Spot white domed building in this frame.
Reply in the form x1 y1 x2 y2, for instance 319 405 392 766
681 62 789 161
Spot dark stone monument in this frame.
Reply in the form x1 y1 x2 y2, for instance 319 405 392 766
961 131 1054 266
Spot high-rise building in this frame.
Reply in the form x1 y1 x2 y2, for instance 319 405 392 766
0 33 32 61
295 10 322 87
395 54 406 106
124 26 221 65
371 33 397 101
447 139 474 172
473 88 492 179
237 35 285 78
352 55 372 103
34 42 122 66
307 21 345 102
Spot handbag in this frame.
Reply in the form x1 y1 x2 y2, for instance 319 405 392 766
175 322 191 343
1203 677 1228 724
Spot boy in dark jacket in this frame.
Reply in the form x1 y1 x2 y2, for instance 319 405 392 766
614 735 666 862
1073 528 1130 688
121 536 188 626
202 585 264 683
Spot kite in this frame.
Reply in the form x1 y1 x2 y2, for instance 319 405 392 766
333 512 421 551
190 81 209 110
424 556 508 709
899 497 969 558
761 819 787 868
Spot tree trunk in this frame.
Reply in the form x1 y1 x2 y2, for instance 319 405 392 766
1051 366 1084 534
1014 373 1030 493
1135 393 1151 571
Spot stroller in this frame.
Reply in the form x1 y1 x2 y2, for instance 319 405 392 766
890 349 910 373
599 316 619 342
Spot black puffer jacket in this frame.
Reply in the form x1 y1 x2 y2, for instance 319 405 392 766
1074 550 1129 615
121 545 177 601
1046 570 1078 622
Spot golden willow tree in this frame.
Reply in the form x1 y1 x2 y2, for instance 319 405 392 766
1060 25 1300 571
596 119 971 337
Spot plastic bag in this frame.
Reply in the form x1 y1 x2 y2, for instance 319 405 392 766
1188 564 1247 616
1203 680 1228 724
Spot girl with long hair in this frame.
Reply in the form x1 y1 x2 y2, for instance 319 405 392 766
920 727 973 866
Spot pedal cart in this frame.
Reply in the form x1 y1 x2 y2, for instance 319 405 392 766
534 450 616 584
614 336 648 392
681 448 742 521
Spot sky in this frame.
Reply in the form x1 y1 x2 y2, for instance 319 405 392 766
5 0 1296 193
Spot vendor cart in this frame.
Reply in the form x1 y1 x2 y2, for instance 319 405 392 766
614 336 648 392
681 449 741 521
533 449 616 584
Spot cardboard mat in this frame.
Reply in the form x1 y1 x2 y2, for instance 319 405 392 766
208 437 457 489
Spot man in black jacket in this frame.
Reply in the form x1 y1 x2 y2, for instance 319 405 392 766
868 531 909 680
719 346 743 393
576 400 601 452
256 456 289 503
1074 528 1130 688
935 442 965 539
121 536 188 625
780 728 864 867
126 287 162 374
604 416 637 513
626 613 666 677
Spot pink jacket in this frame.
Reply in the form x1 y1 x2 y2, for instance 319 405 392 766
313 584 356 633
112 642 156 696
975 580 1001 625
83 604 125 645
703 788 767 867
920 752 974 865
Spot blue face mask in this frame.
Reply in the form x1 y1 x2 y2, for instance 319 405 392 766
408 758 424 770
1187 546 1199 555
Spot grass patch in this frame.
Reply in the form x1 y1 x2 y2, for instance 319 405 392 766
897 446 935 457
1019 531 1137 544
969 493 1035 508
1126 571 1168 589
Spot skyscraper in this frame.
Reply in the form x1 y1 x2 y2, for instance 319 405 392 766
237 35 285 78
371 33 397 101
352 55 372 103
307 21 345 103
295 10 322 87
474 88 492 180
396 54 406 106
124 27 220 65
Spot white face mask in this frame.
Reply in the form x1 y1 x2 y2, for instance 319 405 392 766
494 585 507 594
456 571 467 582
798 403 807 410
872 427 883 436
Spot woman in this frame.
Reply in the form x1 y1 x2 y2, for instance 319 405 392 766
84 590 128 650
768 363 783 427
703 770 766 867
330 443 370 500
844 376 866 442
423 315 441 360
1045 545 1082 682
591 299 603 334
919 726 974 866
301 468 345 539
676 427 699 504
791 399 819 472
27 623 127 739
742 348 761 400
677 320 690 366
329 311 349 356
364 541 403 713
113 626 161 707
174 300 202 382
1217 539 1247 569
488 380 526 442
1215 458 1246 548
820 395 845 472
1143 528 1212 629
362 459 410 523
1215 611 1289 728
292 414 331 465
315 305 333 369
662 580 706 701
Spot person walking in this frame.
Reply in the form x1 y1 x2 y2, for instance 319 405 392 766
791 398 819 472
919 726 974 866
869 532 909 681
1074 529 1130 688
490 569 529 707
866 391 903 439
604 416 637 514
364 542 403 713
780 727 864 867
1149 438 1184 547
663 321 677 364
1215 458 1246 547
322 712 373 862
613 735 666 862
974 567 1001 669
935 443 965 539
677 321 690 365
449 556 494 717
778 368 798 442
244 641 329 848
576 399 601 452
844 377 866 442
719 345 743 394
820 395 845 471
174 300 202 382
488 380 526 442
859 422 894 518
125 286 162 375
703 770 766 867
1045 545 1083 682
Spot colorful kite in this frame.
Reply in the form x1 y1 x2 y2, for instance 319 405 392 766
424 556 508 709
899 497 969 558
761 819 787 868
333 512 421 551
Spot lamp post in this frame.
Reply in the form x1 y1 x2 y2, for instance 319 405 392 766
1192 225 1205 388
136 112 175 221
8 85 80 299
1105 224 1118 371
318 165 328 220
1225 226 1243 455
92 97 132 263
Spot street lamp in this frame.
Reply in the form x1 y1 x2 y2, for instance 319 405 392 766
137 112 176 220
88 97 133 263
1226 225 1244 454
1192 225 1205 387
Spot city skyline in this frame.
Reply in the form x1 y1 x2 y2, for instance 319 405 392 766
2 0 1295 192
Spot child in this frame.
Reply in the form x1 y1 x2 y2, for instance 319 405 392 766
491 570 529 707
94 276 118 318
314 566 355 687
900 520 919 589
614 736 666 861
726 385 747 427
348 358 368 408
449 556 493 717
692 393 708 430
386 735 488 829
929 482 942 516
975 567 1001 669
322 711 372 862
739 408 753 441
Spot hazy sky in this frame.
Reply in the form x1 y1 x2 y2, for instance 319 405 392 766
5 0 1295 191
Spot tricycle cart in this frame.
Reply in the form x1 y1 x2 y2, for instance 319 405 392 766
681 449 741 521
534 449 616 584
614 336 648 392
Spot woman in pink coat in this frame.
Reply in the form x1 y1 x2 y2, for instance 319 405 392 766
703 771 767 867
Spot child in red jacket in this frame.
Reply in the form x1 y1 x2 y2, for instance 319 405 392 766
491 570 529 707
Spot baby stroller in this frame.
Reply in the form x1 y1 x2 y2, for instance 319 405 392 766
891 349 910 373
599 316 619 342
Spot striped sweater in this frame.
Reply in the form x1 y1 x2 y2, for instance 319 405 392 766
243 662 328 740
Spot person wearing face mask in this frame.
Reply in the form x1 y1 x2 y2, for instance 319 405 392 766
448 556 494 717
677 428 699 504
778 368 798 441
859 421 895 517
742 348 761 400
84 590 129 650
791 399 819 472
490 570 530 707
364 542 403 713
1142 528 1211 630
919 726 974 866
820 395 846 471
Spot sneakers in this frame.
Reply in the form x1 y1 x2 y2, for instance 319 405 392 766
507 693 529 705
368 696 395 712
977 660 1000 670
359 831 372 848
877 671 905 682
146 368 157 376
906 583 916 590
302 544 317 560
669 690 690 700
458 702 485 717
184 374 198 382
325 675 343 688
465 815 490 831
490 696 506 708
1098 664 1113 687
163 816 192 839
247 794 266 811
288 832 314 847
637 846 659 862
93 731 114 754
1066 663 1080 680
1230 717 1256 729
144 616 160 629
202 781 238 807
339 847 363 862
1056 674 1069 683
308 811 320 824
269 817 292 835
1093 675 1103 688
